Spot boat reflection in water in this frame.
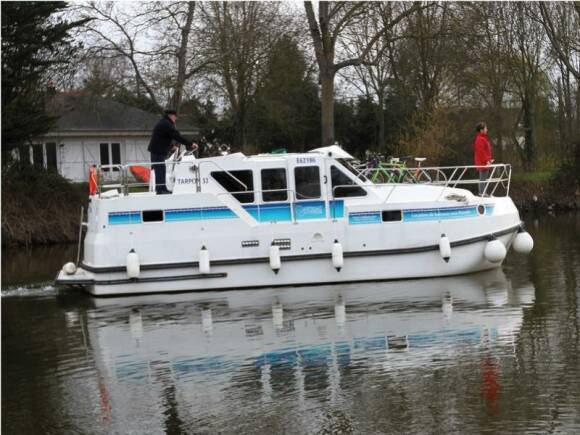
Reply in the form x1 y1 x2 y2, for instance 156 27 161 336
72 269 535 431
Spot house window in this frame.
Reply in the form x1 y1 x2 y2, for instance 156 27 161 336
261 168 288 202
32 144 44 166
46 143 57 170
100 143 121 171
294 166 320 200
331 165 367 198
211 170 254 203
26 143 58 170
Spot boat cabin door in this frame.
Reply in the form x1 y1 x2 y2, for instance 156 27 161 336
288 154 330 220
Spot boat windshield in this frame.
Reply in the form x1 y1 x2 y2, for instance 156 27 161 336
337 158 368 182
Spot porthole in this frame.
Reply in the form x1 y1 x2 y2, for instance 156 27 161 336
478 205 485 215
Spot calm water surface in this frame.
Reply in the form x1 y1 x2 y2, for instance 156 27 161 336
2 213 579 434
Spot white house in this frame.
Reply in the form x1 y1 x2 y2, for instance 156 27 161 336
29 93 198 182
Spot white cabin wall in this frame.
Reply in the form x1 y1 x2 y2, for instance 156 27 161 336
59 138 87 182
125 137 150 164
49 134 151 182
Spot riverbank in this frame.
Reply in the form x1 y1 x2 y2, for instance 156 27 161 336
1 169 578 246
1 167 87 247
510 174 580 211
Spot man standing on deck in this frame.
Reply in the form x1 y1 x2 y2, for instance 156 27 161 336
148 109 198 194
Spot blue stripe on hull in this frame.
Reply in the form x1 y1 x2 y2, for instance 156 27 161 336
349 211 381 225
108 203 489 225
108 212 142 225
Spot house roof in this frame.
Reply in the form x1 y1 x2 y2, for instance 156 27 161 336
48 93 198 134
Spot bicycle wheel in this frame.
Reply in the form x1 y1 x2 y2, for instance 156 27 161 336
374 171 389 184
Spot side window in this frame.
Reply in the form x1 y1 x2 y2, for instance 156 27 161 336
143 210 164 222
211 170 254 203
261 168 288 202
294 166 321 200
331 165 367 198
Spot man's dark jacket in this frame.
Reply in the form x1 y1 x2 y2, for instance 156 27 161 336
147 115 190 155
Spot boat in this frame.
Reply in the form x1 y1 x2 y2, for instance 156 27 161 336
55 145 534 296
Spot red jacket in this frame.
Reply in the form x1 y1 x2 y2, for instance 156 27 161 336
473 132 492 171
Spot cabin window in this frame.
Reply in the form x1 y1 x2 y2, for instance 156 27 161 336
382 210 402 222
142 209 164 222
294 166 321 200
100 142 121 172
211 170 254 203
331 165 367 198
261 168 288 202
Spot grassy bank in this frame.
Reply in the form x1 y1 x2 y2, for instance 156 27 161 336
2 167 88 246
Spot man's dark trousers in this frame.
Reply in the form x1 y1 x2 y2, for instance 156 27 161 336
151 153 168 194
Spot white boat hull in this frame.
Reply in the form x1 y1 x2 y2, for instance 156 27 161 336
58 230 517 296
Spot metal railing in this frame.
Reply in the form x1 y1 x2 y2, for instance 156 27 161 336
95 161 512 205
96 157 253 197
364 164 512 203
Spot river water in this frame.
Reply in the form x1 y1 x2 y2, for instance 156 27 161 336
2 213 579 435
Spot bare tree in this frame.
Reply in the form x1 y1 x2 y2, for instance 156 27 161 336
304 1 425 146
80 1 209 113
340 3 407 152
537 2 580 148
201 2 292 151
506 2 548 169
538 2 580 81
456 2 514 161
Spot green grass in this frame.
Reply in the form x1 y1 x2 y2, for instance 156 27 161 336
512 171 553 182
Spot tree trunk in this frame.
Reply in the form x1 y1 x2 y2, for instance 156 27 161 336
320 69 335 146
377 93 386 153
170 2 195 112
491 93 504 162
233 108 245 151
522 94 535 170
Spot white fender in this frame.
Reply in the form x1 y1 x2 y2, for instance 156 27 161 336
62 262 77 275
439 234 451 263
269 244 281 274
126 249 140 279
513 230 534 254
332 240 344 271
484 239 506 263
199 246 210 274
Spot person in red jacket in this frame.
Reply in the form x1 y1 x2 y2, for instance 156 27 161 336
473 122 494 196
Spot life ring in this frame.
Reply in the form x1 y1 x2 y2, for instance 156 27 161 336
89 166 98 196
129 165 151 183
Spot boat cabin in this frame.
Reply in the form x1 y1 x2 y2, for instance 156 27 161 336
169 146 374 221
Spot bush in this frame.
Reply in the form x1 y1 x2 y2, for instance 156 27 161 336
1 166 87 246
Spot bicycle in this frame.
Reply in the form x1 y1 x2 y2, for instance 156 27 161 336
365 155 427 184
